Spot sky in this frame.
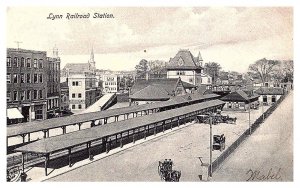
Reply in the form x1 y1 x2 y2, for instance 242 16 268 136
6 7 293 72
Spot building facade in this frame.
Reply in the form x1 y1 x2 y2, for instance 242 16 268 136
221 90 259 111
46 57 61 118
68 73 101 112
62 49 101 113
166 50 209 86
102 74 119 93
7 48 48 124
255 87 284 105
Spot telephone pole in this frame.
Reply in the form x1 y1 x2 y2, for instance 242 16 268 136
14 41 23 50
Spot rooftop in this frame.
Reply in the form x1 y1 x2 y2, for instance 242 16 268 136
15 99 225 154
255 87 284 95
167 49 203 70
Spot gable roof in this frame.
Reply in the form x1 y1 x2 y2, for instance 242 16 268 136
129 85 170 100
255 87 284 95
63 63 91 73
167 49 202 70
130 78 180 95
221 90 259 102
181 81 197 89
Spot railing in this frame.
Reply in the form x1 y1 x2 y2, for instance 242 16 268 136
209 91 289 174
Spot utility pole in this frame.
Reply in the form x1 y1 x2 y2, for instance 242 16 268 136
248 100 251 135
209 113 213 177
14 41 22 50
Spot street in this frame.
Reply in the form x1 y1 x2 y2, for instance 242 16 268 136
212 91 293 181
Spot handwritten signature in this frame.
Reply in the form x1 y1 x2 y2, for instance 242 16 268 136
246 168 282 181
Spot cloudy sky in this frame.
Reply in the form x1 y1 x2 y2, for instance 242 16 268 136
6 7 293 72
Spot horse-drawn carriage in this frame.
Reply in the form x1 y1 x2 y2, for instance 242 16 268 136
213 134 226 151
221 115 237 124
158 159 181 182
195 114 237 125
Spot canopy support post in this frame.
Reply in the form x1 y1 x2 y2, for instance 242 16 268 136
68 148 72 167
44 154 49 176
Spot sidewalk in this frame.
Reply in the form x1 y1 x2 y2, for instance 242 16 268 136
212 92 293 181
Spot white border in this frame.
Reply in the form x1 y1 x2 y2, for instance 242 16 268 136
0 1 298 188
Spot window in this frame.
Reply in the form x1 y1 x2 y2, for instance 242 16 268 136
72 93 75 98
35 109 43 120
38 59 43 68
7 92 11 102
207 78 211 83
7 73 11 83
26 90 31 100
33 59 38 68
26 58 31 67
7 57 11 67
20 91 25 100
78 104 82 109
39 74 43 83
34 74 38 83
21 57 25 67
33 90 38 100
13 91 18 101
26 74 31 83
272 96 276 103
13 57 18 67
13 74 18 83
78 93 82 98
39 90 43 99
20 74 25 83
263 95 267 103
78 81 81 86
72 104 76 109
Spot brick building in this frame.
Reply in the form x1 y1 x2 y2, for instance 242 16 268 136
7 48 47 124
7 48 61 124
46 56 61 118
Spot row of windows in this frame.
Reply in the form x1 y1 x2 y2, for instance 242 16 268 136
176 71 185 76
7 90 44 101
72 104 82 109
7 73 43 84
71 93 82 98
72 81 82 86
7 57 43 69
106 77 116 81
105 81 117 85
48 74 59 82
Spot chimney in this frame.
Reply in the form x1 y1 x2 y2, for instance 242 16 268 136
145 72 149 80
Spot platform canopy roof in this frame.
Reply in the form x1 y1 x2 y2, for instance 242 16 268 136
15 99 225 155
7 93 219 137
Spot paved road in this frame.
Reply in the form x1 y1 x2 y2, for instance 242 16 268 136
45 104 269 182
212 92 293 181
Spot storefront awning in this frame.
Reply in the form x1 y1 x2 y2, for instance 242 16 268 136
7 108 24 119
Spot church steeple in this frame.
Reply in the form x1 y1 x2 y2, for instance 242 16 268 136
90 46 94 62
88 47 95 71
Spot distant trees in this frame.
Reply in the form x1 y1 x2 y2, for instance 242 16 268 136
135 59 149 79
247 58 293 84
248 58 280 85
135 59 167 79
204 62 222 84
119 75 134 90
